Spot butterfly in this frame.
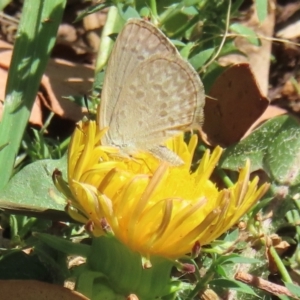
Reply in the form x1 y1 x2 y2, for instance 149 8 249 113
98 19 205 165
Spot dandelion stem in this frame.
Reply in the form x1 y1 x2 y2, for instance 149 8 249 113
217 167 234 188
149 0 158 21
269 246 293 283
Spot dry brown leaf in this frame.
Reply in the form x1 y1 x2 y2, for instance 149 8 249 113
0 280 89 300
83 12 102 31
57 23 77 43
266 234 291 273
82 11 107 53
0 39 94 125
0 42 43 126
219 1 275 96
282 80 296 96
42 57 93 121
30 95 43 126
277 1 300 24
269 234 283 245
270 234 291 257
274 241 291 254
277 20 300 39
200 63 269 146
200 289 221 300
127 294 140 300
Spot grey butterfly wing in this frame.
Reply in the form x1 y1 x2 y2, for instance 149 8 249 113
99 19 178 137
106 53 205 151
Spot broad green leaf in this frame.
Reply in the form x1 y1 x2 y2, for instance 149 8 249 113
179 42 195 59
0 156 67 217
220 115 300 186
117 3 140 20
264 116 300 185
277 296 292 300
0 0 11 11
139 6 150 18
285 282 300 297
189 48 214 70
172 40 187 48
163 14 191 38
0 0 66 190
183 0 202 6
219 39 245 57
35 233 91 257
182 6 198 16
231 0 245 15
255 0 268 22
230 23 260 46
223 228 239 242
210 279 258 296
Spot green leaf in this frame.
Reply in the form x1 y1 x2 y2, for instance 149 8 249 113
0 0 66 190
220 115 300 186
63 95 87 108
254 0 268 22
171 39 187 48
215 264 227 277
0 156 68 219
284 282 300 297
182 6 198 16
230 23 260 46
202 63 226 92
231 0 245 15
210 279 258 296
95 6 124 73
178 42 193 60
183 0 202 6
189 48 214 70
223 228 239 242
117 3 140 20
277 296 291 300
35 233 91 257
249 197 273 217
0 0 11 11
0 250 54 281
139 6 150 18
217 254 260 265
75 2 112 22
219 39 245 57
264 118 300 186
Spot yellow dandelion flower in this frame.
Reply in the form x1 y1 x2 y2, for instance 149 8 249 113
66 120 269 259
